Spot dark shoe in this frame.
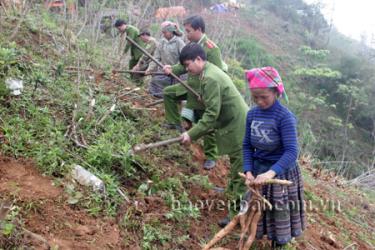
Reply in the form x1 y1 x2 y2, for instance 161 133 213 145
203 160 216 170
162 123 183 132
218 216 230 228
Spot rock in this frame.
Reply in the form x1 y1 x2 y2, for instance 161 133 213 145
320 230 340 248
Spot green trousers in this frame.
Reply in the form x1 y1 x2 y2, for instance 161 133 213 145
226 149 247 218
128 54 143 82
128 57 138 70
163 84 218 161
128 49 143 80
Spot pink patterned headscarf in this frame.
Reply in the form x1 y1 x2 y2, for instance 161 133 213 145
245 66 288 101
161 21 176 29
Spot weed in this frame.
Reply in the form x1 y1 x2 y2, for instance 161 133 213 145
142 224 171 250
164 191 200 222
358 231 375 246
303 189 320 203
120 207 142 232
363 188 375 203
232 37 275 68
137 181 153 196
165 203 200 222
183 174 214 191
22 200 43 214
65 184 84 205
0 204 23 247
174 234 190 245
85 201 101 216
334 221 355 247
146 176 184 196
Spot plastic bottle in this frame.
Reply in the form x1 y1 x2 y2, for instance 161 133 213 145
71 165 105 192
5 78 23 96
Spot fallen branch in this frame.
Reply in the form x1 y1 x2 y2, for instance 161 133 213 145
79 131 88 147
8 3 30 41
22 227 50 247
85 98 96 121
130 107 157 111
126 94 149 101
210 248 232 250
1 3 9 16
0 202 50 247
69 136 89 149
112 69 166 75
145 99 164 107
96 104 116 126
65 66 94 72
117 188 130 203
95 88 140 127
117 87 141 99
65 104 88 149
0 201 11 220
346 169 375 188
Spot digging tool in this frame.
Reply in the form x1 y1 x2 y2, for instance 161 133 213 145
112 69 166 75
125 36 202 102
128 136 182 155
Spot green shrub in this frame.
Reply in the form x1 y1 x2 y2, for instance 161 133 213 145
234 38 275 68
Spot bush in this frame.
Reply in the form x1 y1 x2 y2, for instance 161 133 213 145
234 38 275 68
227 59 245 92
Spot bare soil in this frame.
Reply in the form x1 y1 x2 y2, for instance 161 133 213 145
1 144 374 249
0 156 123 249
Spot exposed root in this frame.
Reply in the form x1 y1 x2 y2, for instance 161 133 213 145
202 215 240 250
203 174 293 250
238 203 257 249
242 209 262 250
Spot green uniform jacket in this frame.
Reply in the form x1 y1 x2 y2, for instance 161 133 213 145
171 34 228 110
137 37 158 69
123 25 144 60
187 62 248 155
172 34 226 75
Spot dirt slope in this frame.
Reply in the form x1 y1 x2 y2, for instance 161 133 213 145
1 152 374 249
0 157 122 249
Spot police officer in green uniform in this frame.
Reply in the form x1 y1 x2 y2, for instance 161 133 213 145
178 43 248 227
114 19 145 73
132 29 158 85
163 15 227 170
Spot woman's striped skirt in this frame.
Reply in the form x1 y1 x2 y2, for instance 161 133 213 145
251 159 306 244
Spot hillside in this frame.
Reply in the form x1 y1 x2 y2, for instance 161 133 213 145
1 0 375 249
